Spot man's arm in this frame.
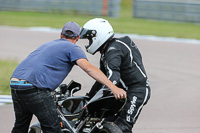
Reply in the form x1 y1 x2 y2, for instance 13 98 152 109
76 58 126 99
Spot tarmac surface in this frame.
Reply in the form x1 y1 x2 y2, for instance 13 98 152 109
0 26 200 133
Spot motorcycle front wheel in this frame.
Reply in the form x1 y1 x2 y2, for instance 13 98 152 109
98 122 123 133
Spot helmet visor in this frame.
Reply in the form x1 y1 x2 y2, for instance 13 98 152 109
80 27 96 39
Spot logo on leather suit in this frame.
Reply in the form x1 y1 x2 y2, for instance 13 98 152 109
126 96 137 122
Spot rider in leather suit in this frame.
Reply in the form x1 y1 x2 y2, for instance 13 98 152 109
80 18 151 133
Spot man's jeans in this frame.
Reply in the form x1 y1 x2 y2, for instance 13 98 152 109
11 87 61 133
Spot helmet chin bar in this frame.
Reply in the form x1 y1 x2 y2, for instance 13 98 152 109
86 34 114 55
85 38 93 49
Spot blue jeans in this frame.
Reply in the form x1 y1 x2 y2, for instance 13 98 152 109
11 87 61 133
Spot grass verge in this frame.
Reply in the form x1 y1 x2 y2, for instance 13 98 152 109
0 60 18 95
0 0 200 40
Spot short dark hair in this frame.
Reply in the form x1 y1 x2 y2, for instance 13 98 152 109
61 30 78 40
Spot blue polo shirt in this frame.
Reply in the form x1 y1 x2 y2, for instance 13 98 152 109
11 39 87 90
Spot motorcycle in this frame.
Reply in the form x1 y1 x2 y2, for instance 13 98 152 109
29 80 126 133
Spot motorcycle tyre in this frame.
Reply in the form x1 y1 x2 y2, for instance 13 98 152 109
28 122 42 133
98 122 123 133
29 127 42 133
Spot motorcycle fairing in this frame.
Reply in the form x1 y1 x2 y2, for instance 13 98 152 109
61 96 88 121
86 89 126 118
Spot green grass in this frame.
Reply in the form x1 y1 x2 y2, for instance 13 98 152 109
0 0 200 39
0 60 18 95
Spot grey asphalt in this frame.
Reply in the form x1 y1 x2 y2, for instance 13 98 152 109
0 26 200 133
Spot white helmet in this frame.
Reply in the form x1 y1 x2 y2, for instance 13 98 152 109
80 18 114 55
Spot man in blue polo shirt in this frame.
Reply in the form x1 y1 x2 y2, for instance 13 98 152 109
10 21 127 133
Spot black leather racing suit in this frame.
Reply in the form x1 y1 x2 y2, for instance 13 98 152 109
88 36 151 133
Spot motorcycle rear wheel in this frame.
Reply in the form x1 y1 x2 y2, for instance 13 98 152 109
29 122 42 133
98 122 123 133
29 128 42 133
